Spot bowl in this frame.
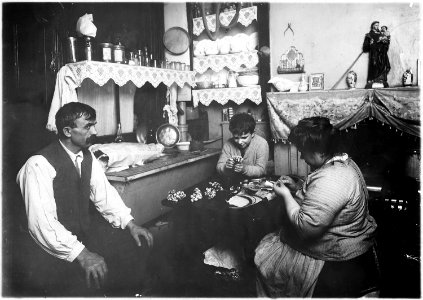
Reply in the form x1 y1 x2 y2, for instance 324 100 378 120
176 141 190 151
237 75 259 86
195 81 213 89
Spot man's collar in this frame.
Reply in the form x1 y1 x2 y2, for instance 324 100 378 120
59 140 83 160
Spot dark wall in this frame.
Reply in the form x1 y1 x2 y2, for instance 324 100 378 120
2 3 165 295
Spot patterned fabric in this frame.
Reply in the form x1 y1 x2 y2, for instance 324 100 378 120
266 88 420 141
66 61 196 88
192 85 261 107
255 232 325 297
193 6 257 36
193 51 259 74
47 62 196 132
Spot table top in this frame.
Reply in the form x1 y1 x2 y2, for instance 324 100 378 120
162 176 278 213
162 176 284 257
106 148 221 182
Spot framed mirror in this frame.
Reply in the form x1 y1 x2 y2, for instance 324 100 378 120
163 26 190 55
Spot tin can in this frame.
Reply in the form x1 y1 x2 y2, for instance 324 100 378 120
100 43 113 62
66 37 77 63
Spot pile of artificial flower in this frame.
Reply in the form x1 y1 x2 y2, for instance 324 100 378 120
167 189 186 202
190 187 203 202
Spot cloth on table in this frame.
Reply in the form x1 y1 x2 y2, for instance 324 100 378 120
90 142 165 172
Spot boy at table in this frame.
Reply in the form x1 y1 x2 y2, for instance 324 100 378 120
216 112 269 183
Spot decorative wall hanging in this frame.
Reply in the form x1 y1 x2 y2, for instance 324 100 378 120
309 73 324 90
277 46 305 74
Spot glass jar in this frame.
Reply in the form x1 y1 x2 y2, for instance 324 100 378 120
99 43 113 62
113 43 125 64
137 50 144 66
128 51 136 65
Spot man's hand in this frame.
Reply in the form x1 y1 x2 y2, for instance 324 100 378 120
76 248 108 289
126 220 154 248
225 158 235 169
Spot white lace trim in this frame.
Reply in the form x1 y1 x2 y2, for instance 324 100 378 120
193 6 257 36
192 85 262 107
67 61 196 88
193 51 259 74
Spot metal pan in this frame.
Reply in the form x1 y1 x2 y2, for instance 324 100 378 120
163 26 190 55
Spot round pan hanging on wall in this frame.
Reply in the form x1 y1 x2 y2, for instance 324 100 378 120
163 26 190 55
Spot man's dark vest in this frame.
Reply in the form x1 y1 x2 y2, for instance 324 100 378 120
37 140 92 236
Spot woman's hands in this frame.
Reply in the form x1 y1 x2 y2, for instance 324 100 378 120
277 175 303 193
273 181 291 198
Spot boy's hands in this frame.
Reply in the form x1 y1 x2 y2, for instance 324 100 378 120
225 156 244 172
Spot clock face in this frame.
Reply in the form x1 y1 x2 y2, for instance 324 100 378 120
156 124 180 148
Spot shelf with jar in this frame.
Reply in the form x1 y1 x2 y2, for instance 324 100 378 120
192 31 261 107
192 5 257 36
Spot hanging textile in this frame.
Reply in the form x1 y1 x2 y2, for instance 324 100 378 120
266 88 420 142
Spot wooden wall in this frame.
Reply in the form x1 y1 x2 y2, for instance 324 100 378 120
274 143 310 177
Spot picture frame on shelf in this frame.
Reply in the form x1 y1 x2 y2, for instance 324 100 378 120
309 73 324 90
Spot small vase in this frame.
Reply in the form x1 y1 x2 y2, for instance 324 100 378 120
298 74 308 92
402 69 413 87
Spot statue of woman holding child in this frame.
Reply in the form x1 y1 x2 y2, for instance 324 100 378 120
362 21 391 88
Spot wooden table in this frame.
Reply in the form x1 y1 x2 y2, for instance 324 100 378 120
162 177 283 258
106 148 221 225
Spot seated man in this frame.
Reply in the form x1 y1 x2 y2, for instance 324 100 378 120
16 102 154 297
216 112 269 183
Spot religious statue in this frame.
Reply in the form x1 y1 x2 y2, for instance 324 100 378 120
362 21 391 88
346 70 357 89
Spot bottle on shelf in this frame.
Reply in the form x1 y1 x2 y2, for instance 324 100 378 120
144 46 150 67
138 49 144 66
114 123 123 143
84 36 93 61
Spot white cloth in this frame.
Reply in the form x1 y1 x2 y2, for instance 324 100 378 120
76 13 97 37
90 142 165 172
46 66 79 132
16 142 134 262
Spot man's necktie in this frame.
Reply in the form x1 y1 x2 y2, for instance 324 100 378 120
74 155 82 177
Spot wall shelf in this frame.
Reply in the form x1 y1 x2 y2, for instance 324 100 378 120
192 85 261 107
193 51 259 74
193 6 257 36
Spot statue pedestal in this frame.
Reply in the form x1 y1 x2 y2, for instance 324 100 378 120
372 82 384 88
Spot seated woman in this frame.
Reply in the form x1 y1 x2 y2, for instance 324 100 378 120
254 117 379 297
